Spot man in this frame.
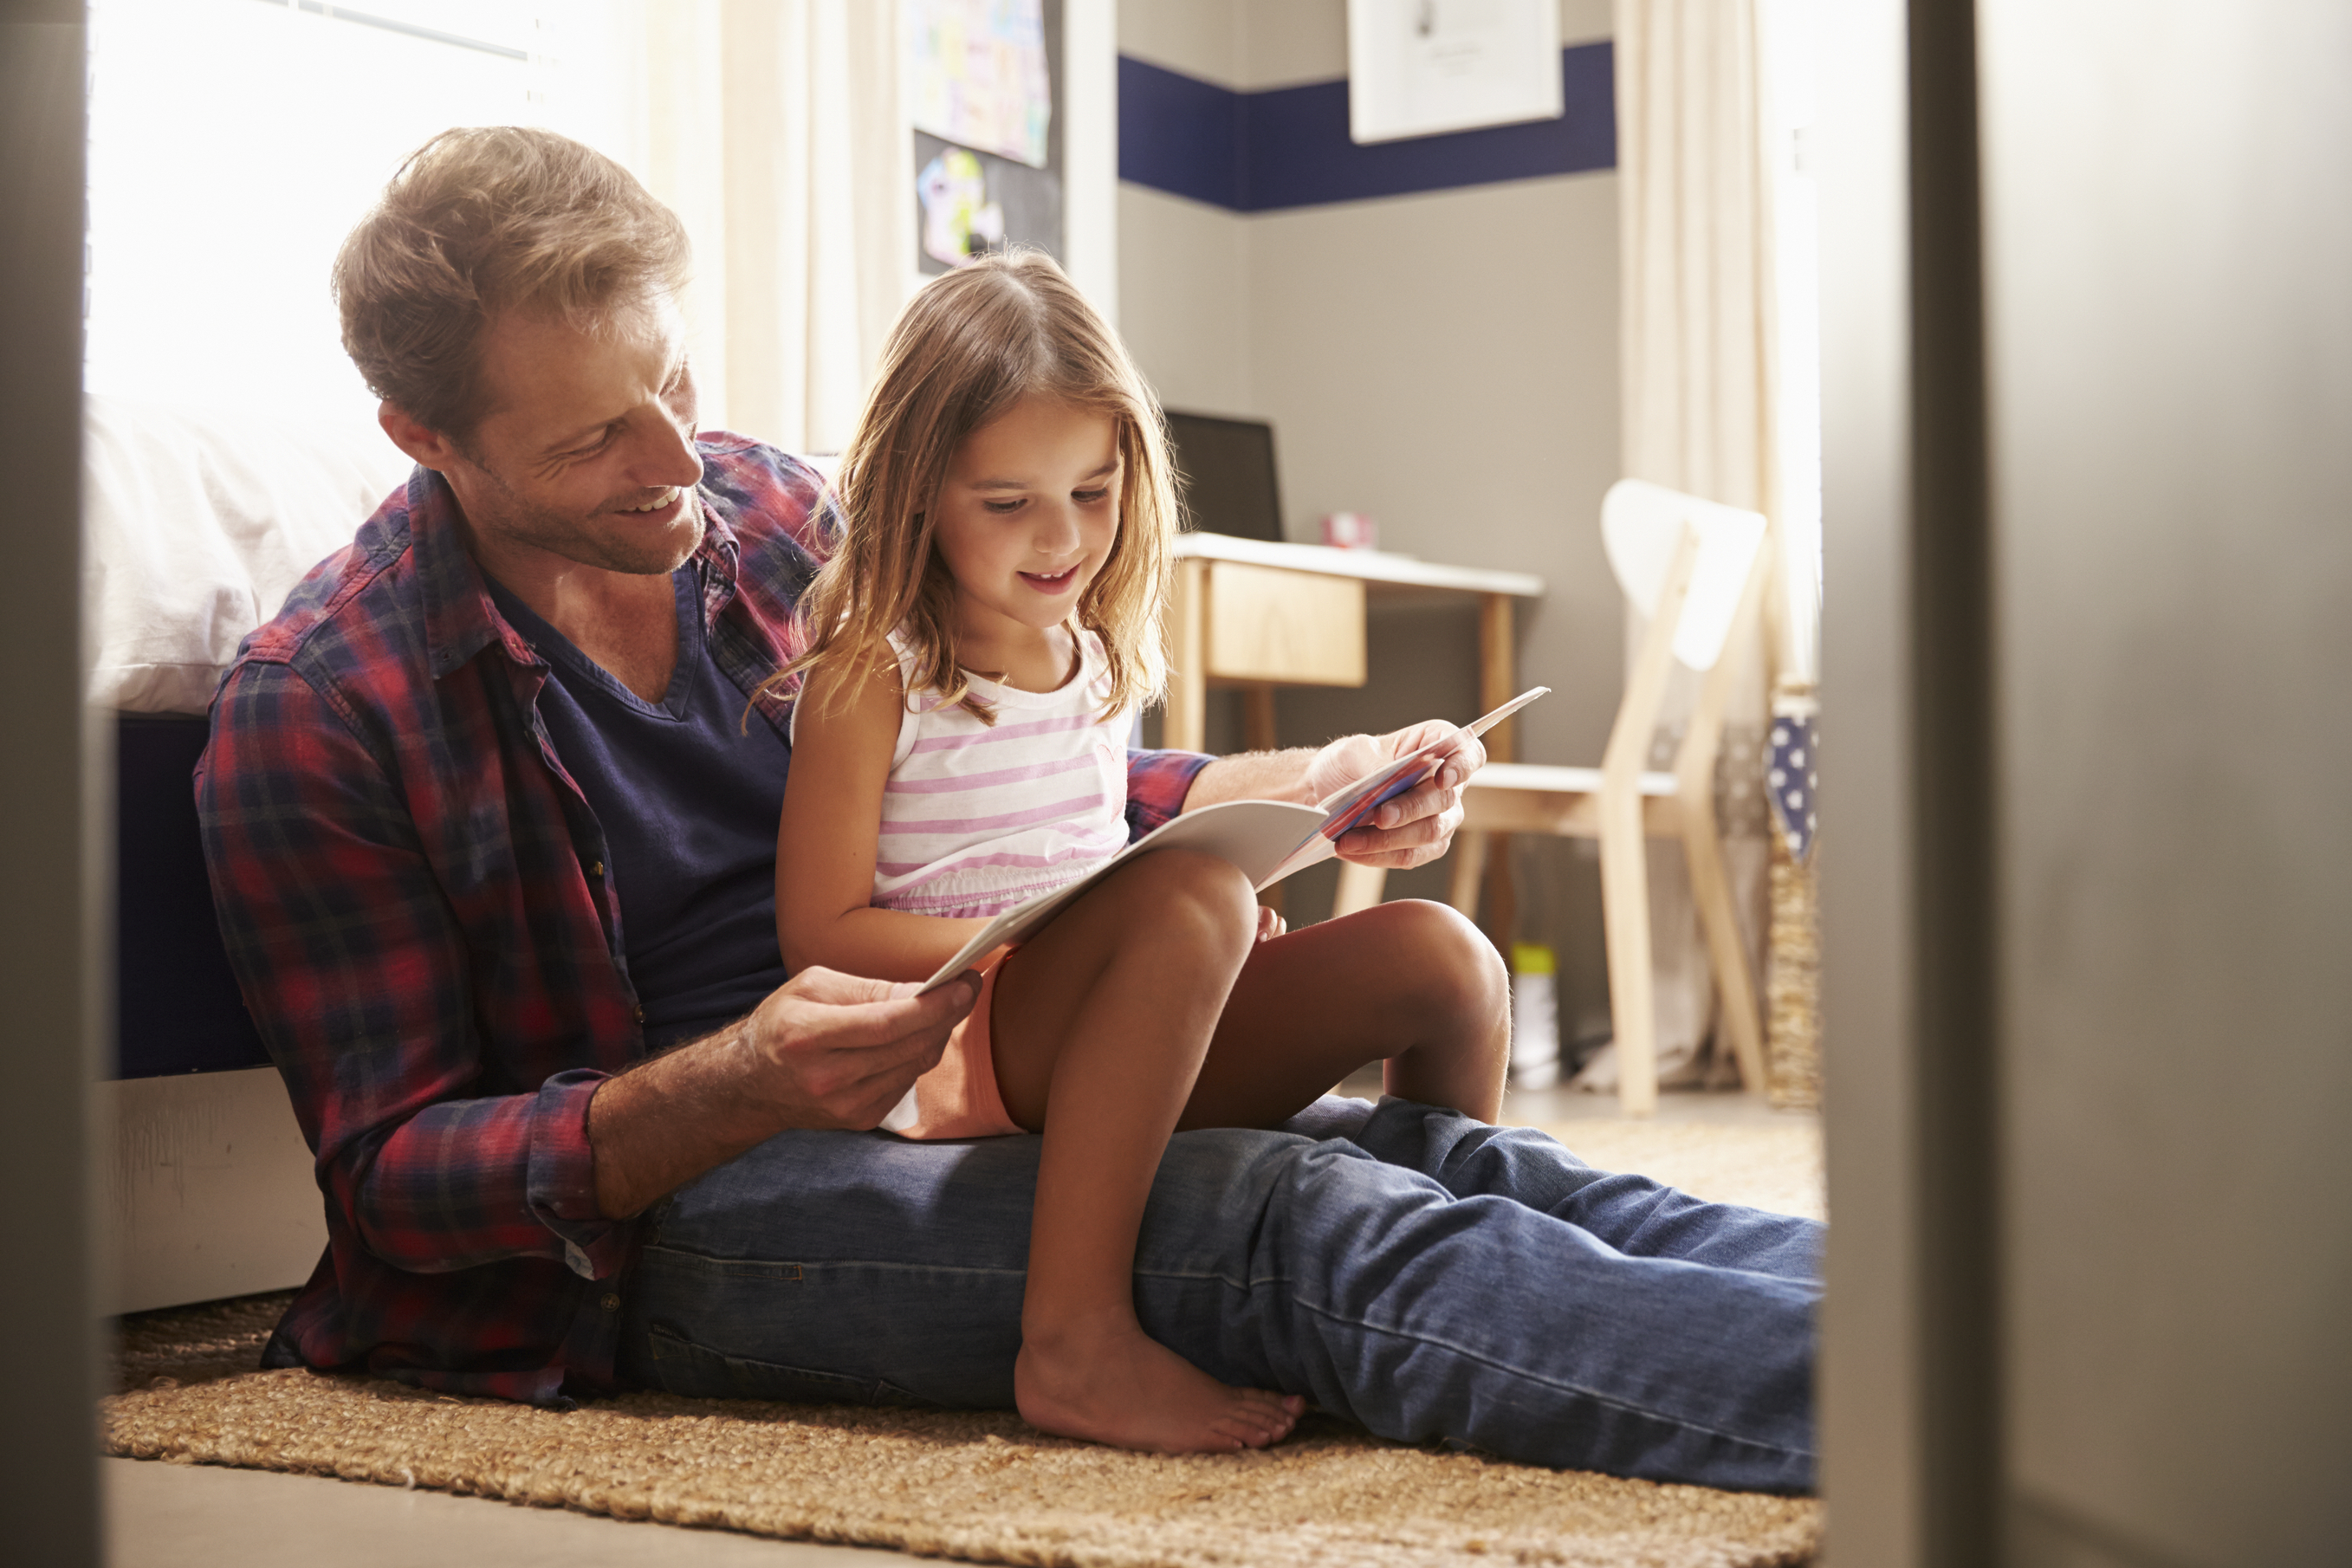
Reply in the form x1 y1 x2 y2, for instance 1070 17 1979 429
199 127 1820 1491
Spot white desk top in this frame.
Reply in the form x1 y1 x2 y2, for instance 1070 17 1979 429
1173 531 1545 599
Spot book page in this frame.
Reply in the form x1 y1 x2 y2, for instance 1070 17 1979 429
916 688 1549 992
918 799 1326 991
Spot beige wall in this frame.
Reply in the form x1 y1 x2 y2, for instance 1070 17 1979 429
1117 184 1253 414
1117 0 1622 1003
1120 0 1613 89
1246 177 1622 767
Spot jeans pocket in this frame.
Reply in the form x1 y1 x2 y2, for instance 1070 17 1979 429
639 1321 936 1408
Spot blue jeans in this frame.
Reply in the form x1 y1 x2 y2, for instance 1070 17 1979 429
618 1096 1822 1492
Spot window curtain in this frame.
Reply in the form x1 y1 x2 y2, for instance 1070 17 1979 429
1595 0 1780 1090
637 0 912 454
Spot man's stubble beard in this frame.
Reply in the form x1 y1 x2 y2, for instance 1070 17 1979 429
462 453 705 578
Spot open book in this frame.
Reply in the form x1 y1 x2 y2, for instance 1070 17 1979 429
917 686 1549 992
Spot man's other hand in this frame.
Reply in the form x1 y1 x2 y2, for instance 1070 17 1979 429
1304 721 1483 871
746 966 979 1131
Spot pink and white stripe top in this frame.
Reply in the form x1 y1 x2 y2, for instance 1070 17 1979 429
854 629 1131 920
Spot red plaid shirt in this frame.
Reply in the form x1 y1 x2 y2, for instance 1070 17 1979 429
196 434 1212 1405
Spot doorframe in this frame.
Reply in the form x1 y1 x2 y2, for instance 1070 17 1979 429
0 5 104 1563
1817 2 2000 1564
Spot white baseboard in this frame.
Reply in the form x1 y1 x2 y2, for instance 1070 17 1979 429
100 1067 326 1317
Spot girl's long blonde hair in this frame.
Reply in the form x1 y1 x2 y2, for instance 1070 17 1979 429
777 249 1176 723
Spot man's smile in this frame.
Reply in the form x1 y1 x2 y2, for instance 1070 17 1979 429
610 487 692 524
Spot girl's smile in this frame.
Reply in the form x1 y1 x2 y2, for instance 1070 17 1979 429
1019 563 1083 594
930 392 1122 690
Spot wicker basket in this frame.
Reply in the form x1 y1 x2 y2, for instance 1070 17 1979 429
1766 829 1820 1110
1764 683 1821 1110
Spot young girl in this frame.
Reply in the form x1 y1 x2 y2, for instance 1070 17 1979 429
774 250 1508 1456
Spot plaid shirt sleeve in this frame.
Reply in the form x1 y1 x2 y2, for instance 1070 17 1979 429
199 659 625 1281
1124 748 1215 839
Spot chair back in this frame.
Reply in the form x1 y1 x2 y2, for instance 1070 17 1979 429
1600 479 1768 671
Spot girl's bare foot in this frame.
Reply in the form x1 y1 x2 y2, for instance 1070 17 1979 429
1014 1315 1305 1453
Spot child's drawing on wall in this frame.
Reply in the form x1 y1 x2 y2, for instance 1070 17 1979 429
918 147 1005 269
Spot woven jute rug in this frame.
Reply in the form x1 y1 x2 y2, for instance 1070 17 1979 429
105 1116 1824 1568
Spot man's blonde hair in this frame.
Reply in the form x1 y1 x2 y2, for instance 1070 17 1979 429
334 126 690 440
783 249 1175 725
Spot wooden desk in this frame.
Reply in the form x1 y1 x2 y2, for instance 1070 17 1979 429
1164 533 1545 925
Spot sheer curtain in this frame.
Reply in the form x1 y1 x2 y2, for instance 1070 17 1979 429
1599 0 1785 1088
82 0 911 455
637 0 914 454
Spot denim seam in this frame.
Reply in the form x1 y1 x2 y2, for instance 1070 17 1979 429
647 1245 1254 1290
638 1244 1024 1283
643 1323 933 1405
1286 1292 1817 1461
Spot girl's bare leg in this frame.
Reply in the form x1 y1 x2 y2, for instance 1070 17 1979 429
988 850 1306 1454
1178 898 1511 1132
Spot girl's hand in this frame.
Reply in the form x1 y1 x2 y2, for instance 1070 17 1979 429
1255 904 1287 943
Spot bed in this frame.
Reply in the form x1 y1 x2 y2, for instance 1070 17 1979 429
91 395 411 1313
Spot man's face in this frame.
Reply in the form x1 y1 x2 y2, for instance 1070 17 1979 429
437 294 706 577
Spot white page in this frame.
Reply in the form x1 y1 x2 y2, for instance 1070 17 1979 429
917 686 1551 992
917 800 1327 990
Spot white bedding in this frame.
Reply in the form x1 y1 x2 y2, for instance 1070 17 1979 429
85 395 413 714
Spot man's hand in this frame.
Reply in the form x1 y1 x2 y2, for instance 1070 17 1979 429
1302 721 1484 871
588 966 977 1219
742 965 977 1130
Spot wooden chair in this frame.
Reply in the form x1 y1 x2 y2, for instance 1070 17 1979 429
1333 480 1775 1115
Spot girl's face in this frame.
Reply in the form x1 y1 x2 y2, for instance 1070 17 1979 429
930 393 1122 654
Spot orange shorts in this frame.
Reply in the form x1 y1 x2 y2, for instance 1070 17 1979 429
893 948 1027 1141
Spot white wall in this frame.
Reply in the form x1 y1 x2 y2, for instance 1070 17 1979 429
1060 0 1123 320
1247 177 1622 767
1117 0 1622 990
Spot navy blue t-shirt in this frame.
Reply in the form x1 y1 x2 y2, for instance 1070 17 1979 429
487 566 792 1052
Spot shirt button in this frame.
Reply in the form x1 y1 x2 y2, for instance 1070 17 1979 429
632 1005 645 1023
601 1293 621 1312
588 860 605 878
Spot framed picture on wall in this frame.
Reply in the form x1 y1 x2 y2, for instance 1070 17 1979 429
908 0 1065 273
1345 0 1564 145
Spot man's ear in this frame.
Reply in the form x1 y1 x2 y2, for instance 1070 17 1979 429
379 402 463 472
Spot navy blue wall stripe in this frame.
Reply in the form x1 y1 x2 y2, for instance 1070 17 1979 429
1118 42 1614 213
1118 54 1245 209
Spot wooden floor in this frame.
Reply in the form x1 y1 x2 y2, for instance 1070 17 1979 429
106 1459 892 1567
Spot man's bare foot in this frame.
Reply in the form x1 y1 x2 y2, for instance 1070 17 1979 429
1014 1316 1305 1454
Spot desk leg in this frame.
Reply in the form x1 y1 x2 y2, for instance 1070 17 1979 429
1447 829 1489 917
1482 836 1517 947
1165 558 1208 753
1478 593 1519 757
1241 685 1279 752
1477 593 1517 947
